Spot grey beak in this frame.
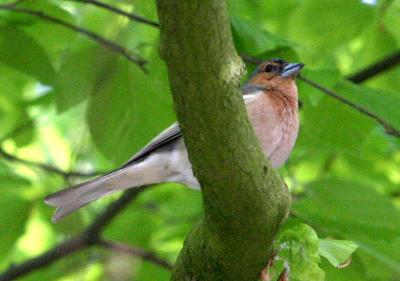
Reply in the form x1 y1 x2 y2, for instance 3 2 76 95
281 63 305 78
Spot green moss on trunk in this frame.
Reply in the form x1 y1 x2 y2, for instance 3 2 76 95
156 1 291 280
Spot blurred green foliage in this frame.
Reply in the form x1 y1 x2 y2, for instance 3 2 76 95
0 0 399 280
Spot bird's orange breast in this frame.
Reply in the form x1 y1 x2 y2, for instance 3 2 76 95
245 88 299 167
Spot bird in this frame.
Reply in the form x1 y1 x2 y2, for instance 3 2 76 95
45 58 304 222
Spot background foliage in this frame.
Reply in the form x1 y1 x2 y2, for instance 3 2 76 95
0 0 399 280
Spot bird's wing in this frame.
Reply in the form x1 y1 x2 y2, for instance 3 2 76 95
122 86 256 168
242 84 266 96
121 122 182 167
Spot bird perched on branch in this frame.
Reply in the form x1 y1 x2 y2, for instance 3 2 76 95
45 58 304 222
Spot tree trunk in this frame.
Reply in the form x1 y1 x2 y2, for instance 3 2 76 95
156 1 291 280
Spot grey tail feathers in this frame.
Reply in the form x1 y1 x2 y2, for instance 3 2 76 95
44 171 120 223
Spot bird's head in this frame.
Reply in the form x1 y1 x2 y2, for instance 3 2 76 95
248 58 304 92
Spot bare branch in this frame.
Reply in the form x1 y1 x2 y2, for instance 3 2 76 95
298 75 400 137
70 0 160 28
347 51 400 83
98 239 173 270
0 236 86 281
240 53 262 65
0 187 154 281
0 4 148 72
0 147 103 178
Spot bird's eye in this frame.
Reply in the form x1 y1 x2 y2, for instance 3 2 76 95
265 64 274 72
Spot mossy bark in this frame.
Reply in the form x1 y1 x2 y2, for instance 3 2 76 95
156 1 291 280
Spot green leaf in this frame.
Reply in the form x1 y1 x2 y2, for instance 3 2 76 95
0 189 31 260
228 1 299 35
231 16 294 56
295 179 400 275
86 50 175 164
318 239 358 267
55 46 116 111
295 179 400 239
355 236 400 278
298 72 377 158
289 0 375 54
298 68 341 106
383 0 400 46
21 0 77 61
278 223 325 281
334 80 400 132
297 94 374 154
0 66 33 141
349 21 400 93
0 26 56 85
0 0 73 28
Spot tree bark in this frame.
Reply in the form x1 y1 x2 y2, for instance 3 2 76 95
156 1 291 280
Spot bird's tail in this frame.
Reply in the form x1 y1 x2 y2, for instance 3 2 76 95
44 165 153 222
45 169 134 222
45 154 174 222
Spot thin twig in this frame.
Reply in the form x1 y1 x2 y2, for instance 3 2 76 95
70 0 160 28
2 0 24 7
0 147 102 178
240 53 262 65
0 236 86 281
0 187 156 281
298 75 400 137
0 4 148 72
98 239 173 270
347 51 400 83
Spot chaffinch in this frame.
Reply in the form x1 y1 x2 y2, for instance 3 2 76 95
45 58 304 222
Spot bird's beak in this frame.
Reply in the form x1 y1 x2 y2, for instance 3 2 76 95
281 63 305 78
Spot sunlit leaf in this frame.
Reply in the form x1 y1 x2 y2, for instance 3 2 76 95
289 0 375 55
348 22 400 95
55 46 116 111
318 239 358 268
231 16 294 56
21 0 77 61
383 0 400 46
278 223 325 281
0 188 31 260
86 49 175 164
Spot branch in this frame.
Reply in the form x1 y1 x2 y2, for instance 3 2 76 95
156 1 290 280
0 236 86 281
0 187 167 281
347 51 400 83
298 76 400 137
69 0 160 28
0 147 103 178
0 4 148 72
